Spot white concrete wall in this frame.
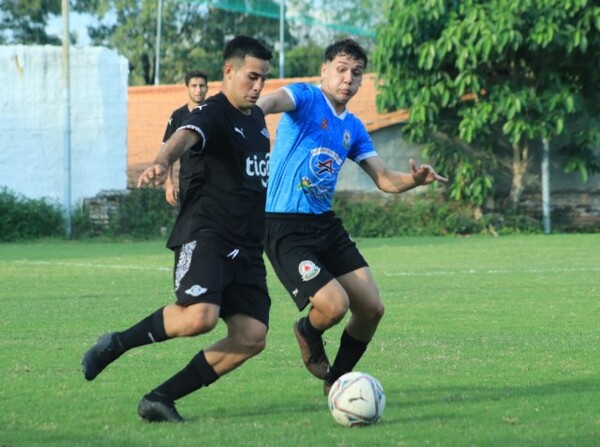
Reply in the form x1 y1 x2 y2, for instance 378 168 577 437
0 45 128 207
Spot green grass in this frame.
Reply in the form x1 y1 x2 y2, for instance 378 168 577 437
1 235 599 446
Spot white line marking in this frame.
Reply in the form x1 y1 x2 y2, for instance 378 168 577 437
383 266 600 276
8 261 600 276
9 260 171 272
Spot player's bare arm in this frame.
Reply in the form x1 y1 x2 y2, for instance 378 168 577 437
360 156 448 194
164 165 178 206
137 129 201 188
257 89 295 115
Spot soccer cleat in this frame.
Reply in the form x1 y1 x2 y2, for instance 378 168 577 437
293 318 330 379
82 332 123 381
137 395 185 423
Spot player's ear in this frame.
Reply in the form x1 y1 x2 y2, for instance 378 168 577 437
320 62 328 78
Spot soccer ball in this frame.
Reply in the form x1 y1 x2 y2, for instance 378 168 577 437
327 372 386 427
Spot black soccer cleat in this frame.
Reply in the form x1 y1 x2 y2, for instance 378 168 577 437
137 395 185 423
293 318 330 379
82 332 123 381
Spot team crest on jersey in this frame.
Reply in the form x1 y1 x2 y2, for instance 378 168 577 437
321 118 329 129
342 130 351 149
298 260 320 282
309 147 342 180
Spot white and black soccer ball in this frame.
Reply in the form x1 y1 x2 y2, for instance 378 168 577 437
327 371 386 427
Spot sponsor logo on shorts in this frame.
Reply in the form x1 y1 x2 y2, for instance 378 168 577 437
298 260 320 282
185 285 208 297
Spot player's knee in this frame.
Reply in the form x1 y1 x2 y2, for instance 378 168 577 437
237 333 267 357
321 298 349 325
313 285 349 323
185 313 218 335
180 303 219 335
250 337 267 356
371 300 385 323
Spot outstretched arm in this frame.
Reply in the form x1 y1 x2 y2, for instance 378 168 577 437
257 89 295 115
137 129 200 188
360 156 448 194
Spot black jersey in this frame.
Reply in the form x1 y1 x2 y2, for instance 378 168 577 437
163 104 191 142
163 104 196 203
166 92 270 249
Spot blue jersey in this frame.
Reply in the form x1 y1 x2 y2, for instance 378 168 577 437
266 83 377 214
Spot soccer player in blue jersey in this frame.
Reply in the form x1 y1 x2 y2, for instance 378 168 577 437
257 38 448 395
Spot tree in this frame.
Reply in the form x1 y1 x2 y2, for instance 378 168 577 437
374 0 600 209
72 0 296 84
284 42 326 77
73 0 207 85
0 0 62 44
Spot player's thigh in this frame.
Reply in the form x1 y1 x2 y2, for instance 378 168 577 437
221 254 271 327
173 238 228 307
337 267 382 315
264 222 334 310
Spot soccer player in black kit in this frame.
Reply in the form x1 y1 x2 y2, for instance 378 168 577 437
82 35 273 423
163 70 209 206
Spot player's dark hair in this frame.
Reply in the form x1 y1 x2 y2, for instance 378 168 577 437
223 35 273 63
185 70 208 86
325 38 368 70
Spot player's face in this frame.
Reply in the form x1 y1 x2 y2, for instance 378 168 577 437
224 56 270 114
320 55 364 111
187 77 208 104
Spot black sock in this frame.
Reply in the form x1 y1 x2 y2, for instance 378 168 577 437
328 329 369 382
301 313 324 339
150 350 219 402
116 307 169 351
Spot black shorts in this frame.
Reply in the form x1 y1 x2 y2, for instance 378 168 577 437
173 232 270 327
264 212 368 311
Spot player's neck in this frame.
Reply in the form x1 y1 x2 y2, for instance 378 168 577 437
320 88 347 116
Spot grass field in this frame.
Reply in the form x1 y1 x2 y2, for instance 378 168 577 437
1 235 599 446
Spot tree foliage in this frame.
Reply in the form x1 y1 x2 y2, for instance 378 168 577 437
72 0 296 84
0 0 62 44
374 0 600 208
3 0 377 84
74 0 208 84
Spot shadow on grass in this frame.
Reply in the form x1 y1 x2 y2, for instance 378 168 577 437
384 376 600 408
